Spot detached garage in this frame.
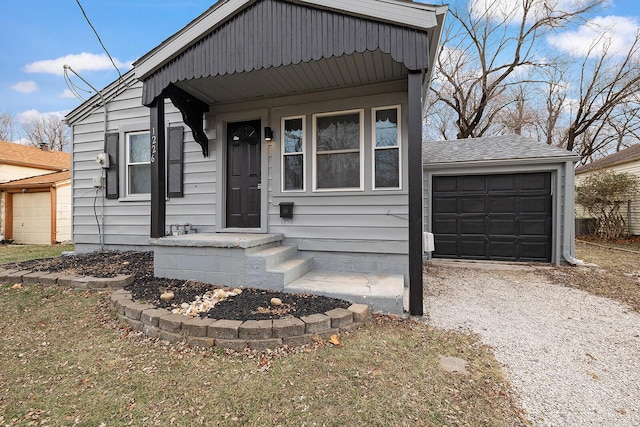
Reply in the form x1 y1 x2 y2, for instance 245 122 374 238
0 171 72 245
423 135 580 265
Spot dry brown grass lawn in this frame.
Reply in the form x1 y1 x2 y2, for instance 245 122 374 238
544 239 640 313
0 285 528 426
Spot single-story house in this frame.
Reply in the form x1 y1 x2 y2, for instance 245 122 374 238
575 144 640 235
0 140 71 244
66 0 448 315
423 135 580 265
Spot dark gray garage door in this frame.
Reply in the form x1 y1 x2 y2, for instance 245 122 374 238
432 172 552 262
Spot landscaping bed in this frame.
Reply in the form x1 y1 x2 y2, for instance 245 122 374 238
2 250 352 320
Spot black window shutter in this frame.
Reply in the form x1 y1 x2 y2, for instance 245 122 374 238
105 132 119 199
167 126 184 198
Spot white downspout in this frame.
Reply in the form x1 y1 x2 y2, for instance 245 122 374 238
562 160 583 265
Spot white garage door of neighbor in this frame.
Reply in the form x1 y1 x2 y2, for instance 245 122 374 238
13 192 51 244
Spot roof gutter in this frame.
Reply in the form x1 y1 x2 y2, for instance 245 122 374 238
422 155 581 169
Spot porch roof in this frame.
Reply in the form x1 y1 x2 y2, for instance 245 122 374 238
135 0 446 105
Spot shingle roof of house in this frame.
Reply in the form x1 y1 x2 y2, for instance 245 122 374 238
0 170 71 190
423 134 579 165
0 140 70 171
575 144 640 175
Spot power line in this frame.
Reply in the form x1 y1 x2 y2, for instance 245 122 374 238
74 0 123 85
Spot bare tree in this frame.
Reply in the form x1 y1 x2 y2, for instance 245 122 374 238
21 115 70 152
534 64 569 146
0 113 16 142
429 0 605 140
495 83 539 136
563 32 640 156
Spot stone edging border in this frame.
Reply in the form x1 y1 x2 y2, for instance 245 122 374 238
110 289 370 351
0 267 370 351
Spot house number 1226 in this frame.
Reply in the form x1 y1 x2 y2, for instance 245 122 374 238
151 128 157 163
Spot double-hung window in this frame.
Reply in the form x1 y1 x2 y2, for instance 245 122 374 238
372 106 401 189
313 110 363 191
282 116 305 191
126 131 151 196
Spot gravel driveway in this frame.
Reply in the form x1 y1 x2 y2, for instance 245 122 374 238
425 262 640 426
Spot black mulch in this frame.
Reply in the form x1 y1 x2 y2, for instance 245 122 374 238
4 250 351 320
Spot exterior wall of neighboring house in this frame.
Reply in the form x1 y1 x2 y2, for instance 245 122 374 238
55 184 72 242
70 77 410 258
575 160 640 235
0 193 4 241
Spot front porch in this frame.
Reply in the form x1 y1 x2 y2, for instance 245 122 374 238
151 233 406 314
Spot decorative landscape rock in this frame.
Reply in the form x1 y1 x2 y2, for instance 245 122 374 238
110 289 370 350
169 288 243 316
270 297 282 306
160 291 174 301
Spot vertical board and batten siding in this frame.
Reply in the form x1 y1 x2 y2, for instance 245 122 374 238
142 0 431 104
576 161 640 235
72 80 217 252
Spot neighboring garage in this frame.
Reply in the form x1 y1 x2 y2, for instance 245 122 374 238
423 135 580 265
0 171 72 244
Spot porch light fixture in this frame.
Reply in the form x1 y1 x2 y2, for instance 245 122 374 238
264 127 274 141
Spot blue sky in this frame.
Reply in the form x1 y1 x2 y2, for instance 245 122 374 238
1 0 639 128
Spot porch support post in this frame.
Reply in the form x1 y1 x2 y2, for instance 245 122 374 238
150 97 166 238
407 70 424 316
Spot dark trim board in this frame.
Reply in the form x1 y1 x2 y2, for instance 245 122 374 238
431 172 552 262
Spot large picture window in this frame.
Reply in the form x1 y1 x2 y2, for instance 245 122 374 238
372 106 401 189
126 131 151 195
282 116 305 191
313 110 363 191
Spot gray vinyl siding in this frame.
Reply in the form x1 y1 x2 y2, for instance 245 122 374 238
205 81 409 254
72 76 409 254
71 80 217 253
269 86 409 254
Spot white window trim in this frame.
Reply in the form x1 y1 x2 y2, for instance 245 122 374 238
372 105 402 191
125 130 151 198
281 115 306 193
312 109 364 192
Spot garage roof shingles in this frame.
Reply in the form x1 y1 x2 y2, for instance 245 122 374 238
0 171 71 190
0 140 70 171
423 135 579 164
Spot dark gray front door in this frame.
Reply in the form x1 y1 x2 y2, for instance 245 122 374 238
432 172 552 262
226 120 261 228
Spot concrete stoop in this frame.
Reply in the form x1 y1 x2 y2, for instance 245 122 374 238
152 233 406 315
286 270 405 315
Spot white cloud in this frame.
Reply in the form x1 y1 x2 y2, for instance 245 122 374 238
24 52 133 76
547 15 640 57
16 109 68 124
11 80 38 94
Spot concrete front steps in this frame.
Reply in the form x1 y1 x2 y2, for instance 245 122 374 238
247 244 405 314
152 233 406 315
